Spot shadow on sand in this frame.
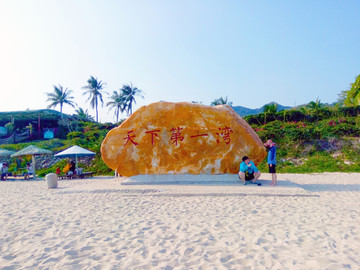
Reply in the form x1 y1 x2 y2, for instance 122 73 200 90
295 183 360 192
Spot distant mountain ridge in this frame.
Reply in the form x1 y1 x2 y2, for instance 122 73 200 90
232 102 292 116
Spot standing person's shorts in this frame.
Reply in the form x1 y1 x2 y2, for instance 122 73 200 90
268 165 276 173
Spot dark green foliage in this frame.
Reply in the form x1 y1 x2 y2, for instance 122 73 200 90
339 105 360 116
37 159 68 177
67 131 84 140
248 104 360 173
245 105 360 126
211 97 232 106
245 110 308 125
343 74 360 106
0 109 69 123
74 107 94 122
89 154 113 175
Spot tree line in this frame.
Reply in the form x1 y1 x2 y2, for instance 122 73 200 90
45 76 144 123
46 74 360 123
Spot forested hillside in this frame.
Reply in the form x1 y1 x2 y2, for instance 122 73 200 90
245 105 360 172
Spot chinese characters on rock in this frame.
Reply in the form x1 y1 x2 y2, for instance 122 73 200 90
123 126 233 146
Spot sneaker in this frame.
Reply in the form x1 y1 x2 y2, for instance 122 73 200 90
242 181 247 185
251 181 261 186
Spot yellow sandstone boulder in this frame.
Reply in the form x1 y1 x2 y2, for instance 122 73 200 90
101 101 266 177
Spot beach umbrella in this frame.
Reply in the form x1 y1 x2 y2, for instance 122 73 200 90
0 148 15 168
0 148 15 157
11 145 52 179
54 145 95 170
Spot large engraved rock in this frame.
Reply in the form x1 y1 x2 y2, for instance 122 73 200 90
101 101 266 177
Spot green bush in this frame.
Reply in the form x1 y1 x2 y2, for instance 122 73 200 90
37 159 68 177
89 154 113 175
67 131 84 140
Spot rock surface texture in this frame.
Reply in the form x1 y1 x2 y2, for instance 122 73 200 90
101 102 266 177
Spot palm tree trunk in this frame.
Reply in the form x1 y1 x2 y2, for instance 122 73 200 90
95 99 98 122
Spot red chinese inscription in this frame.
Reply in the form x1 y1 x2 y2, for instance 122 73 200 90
216 126 233 144
123 130 139 146
170 127 184 146
190 133 208 138
145 129 160 145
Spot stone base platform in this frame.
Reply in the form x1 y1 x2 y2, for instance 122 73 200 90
122 174 245 185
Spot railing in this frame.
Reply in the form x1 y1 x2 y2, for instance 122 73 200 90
0 130 30 144
0 134 14 144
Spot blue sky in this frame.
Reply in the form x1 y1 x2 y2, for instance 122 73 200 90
0 0 359 122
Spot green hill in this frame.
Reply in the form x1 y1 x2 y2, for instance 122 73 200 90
245 105 360 172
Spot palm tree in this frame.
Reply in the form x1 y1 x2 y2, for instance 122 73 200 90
210 96 233 106
106 90 126 122
46 85 76 116
300 106 312 116
75 107 94 122
82 76 105 122
307 98 323 121
262 103 278 124
263 103 278 114
307 98 322 110
120 83 144 115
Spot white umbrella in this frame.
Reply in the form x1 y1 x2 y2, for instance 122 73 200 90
0 148 15 171
54 145 95 170
11 145 52 179
0 148 15 157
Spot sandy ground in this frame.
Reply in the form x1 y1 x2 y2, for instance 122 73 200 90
0 173 360 269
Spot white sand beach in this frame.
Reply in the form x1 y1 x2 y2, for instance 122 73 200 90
1 173 360 269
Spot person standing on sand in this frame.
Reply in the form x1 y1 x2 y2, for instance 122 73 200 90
264 139 277 185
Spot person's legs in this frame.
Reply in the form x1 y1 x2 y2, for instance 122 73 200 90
271 173 277 185
238 171 246 183
269 165 277 185
252 171 261 183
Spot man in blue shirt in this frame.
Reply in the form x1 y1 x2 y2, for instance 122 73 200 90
238 156 261 185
